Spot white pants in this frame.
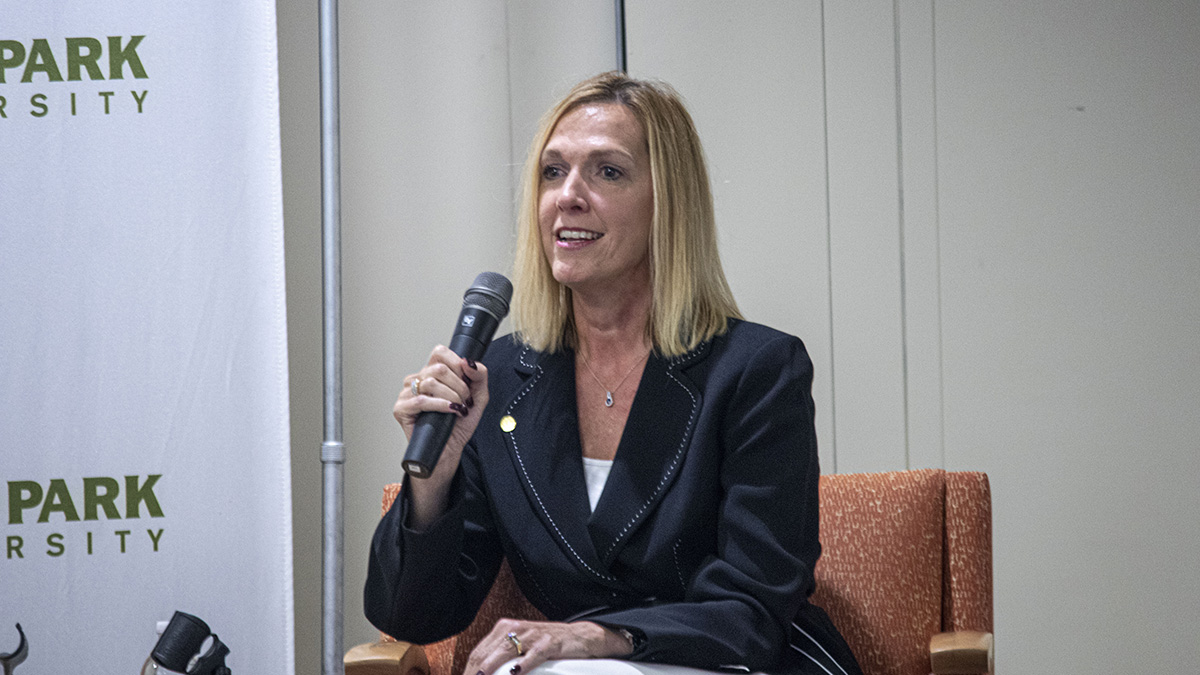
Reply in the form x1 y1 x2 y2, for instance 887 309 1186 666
493 659 761 675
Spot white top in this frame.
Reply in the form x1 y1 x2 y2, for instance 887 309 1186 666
581 457 614 512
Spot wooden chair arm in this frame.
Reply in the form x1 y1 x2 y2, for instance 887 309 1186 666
344 640 431 675
929 630 994 674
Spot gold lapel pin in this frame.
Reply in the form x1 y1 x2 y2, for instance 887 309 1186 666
500 415 516 433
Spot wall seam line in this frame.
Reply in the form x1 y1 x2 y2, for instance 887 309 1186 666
819 0 837 473
894 0 912 470
931 0 946 469
502 0 517 240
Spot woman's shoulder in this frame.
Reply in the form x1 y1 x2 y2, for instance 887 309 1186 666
714 318 809 357
693 318 814 383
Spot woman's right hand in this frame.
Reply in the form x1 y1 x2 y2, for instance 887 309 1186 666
393 345 488 528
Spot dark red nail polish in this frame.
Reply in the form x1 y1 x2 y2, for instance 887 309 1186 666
466 397 475 408
467 359 478 369
450 402 468 416
510 666 521 675
461 371 473 385
476 671 485 675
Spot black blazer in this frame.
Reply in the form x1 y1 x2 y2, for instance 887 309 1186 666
366 320 861 675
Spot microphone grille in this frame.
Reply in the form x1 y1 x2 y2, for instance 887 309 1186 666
463 272 513 319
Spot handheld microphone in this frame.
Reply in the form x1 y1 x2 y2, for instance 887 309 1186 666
402 272 512 478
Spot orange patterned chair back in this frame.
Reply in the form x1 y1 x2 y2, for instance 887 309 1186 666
812 470 993 675
378 469 992 675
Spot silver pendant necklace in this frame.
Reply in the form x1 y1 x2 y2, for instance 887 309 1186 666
580 348 649 408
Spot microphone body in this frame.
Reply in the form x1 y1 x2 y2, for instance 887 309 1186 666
403 272 512 478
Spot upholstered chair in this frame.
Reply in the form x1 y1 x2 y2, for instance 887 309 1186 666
346 469 993 675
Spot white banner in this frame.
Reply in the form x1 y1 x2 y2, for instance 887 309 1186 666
0 1 293 672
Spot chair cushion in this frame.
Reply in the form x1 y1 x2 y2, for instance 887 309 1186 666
813 470 945 675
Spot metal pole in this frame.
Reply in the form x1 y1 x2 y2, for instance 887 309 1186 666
318 0 345 672
615 0 627 73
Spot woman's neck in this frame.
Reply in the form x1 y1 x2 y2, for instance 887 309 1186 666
571 284 653 363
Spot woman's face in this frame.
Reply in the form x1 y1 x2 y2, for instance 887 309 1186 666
538 103 654 297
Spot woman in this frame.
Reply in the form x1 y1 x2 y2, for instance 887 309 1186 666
366 72 861 675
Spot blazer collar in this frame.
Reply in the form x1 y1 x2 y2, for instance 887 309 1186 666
502 342 708 582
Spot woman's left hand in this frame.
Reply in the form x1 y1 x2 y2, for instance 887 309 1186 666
463 618 634 675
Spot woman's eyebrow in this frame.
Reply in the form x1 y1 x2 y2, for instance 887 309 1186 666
540 147 636 163
588 148 635 162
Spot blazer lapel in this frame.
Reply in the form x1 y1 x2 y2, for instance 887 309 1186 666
501 346 621 586
588 343 708 566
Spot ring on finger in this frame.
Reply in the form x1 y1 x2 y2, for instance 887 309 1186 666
505 631 524 656
411 377 421 397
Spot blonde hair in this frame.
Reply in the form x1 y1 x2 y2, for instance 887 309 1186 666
513 72 741 357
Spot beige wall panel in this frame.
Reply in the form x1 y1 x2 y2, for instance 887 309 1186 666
824 3 908 472
934 1 1200 672
626 0 837 471
897 0 944 469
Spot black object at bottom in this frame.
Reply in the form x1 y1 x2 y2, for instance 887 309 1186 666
151 611 232 675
